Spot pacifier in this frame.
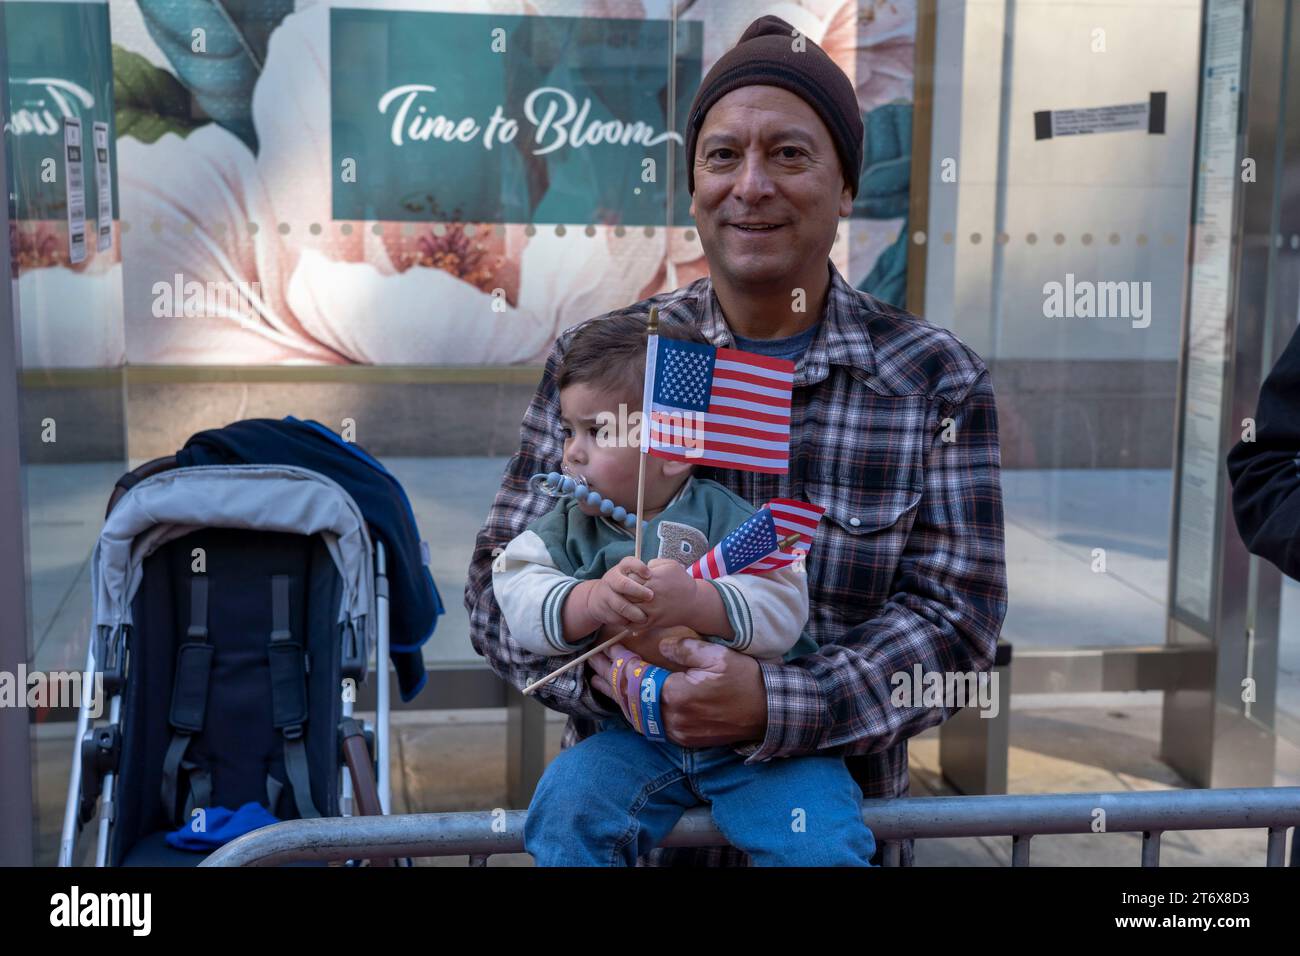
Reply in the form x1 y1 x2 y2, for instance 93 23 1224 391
529 471 646 531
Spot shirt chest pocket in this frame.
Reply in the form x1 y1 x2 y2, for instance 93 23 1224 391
801 479 923 614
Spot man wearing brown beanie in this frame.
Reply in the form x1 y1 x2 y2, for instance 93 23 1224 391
468 15 1007 866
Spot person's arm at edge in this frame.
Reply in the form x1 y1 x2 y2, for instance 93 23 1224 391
1226 321 1300 579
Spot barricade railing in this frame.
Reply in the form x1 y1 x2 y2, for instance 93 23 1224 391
201 786 1300 867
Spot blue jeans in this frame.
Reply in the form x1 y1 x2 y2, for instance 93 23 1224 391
525 718 876 866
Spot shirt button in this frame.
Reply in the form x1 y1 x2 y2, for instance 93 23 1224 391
849 517 861 527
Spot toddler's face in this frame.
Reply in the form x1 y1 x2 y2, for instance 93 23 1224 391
558 382 644 518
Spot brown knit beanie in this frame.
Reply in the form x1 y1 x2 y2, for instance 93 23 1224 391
684 15 863 197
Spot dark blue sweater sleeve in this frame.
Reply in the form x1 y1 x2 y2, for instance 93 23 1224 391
1226 323 1300 580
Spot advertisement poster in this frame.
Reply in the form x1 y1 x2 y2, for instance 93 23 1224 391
97 0 915 366
4 0 123 369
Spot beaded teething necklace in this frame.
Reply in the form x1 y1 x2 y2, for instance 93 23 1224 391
529 471 647 532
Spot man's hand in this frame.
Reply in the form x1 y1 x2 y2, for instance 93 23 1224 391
657 637 768 747
585 625 694 720
593 622 695 671
587 631 768 748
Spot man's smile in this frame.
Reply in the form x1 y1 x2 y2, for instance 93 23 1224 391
728 221 787 238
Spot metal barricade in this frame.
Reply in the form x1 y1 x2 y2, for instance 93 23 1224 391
202 786 1300 867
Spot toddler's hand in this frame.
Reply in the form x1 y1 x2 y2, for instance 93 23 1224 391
586 557 654 628
638 558 699 629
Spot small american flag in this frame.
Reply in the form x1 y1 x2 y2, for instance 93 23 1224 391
640 336 794 474
688 499 826 580
747 498 826 572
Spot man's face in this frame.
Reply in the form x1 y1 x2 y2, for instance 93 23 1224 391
689 85 854 291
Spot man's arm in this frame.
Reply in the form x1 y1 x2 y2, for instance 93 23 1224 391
744 370 1008 763
465 333 622 720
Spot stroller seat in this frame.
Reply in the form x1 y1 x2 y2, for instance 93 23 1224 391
119 830 207 868
111 527 346 866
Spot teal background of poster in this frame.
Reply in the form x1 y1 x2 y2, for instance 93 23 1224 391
4 0 118 222
330 9 700 225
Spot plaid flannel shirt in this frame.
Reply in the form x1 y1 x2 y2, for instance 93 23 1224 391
465 259 1008 866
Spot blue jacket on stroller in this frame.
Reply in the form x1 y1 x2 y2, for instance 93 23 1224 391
175 417 444 700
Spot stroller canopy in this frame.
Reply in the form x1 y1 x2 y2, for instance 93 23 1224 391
92 464 375 645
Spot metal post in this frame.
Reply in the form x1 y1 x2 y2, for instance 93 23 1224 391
94 693 122 866
1162 0 1291 789
939 640 1011 793
58 640 98 866
375 539 391 813
1265 826 1286 866
1011 834 1031 866
904 0 937 314
1141 830 1162 867
0 0 37 867
505 686 548 807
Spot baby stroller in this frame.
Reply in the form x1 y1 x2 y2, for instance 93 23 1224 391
59 457 395 866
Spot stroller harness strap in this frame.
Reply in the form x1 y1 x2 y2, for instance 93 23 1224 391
161 577 214 826
268 574 321 820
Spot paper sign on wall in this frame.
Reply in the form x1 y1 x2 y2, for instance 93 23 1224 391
63 117 87 264
93 120 112 252
1034 92 1167 139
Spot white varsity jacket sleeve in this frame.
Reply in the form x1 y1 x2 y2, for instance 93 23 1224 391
492 528 596 656
705 563 809 659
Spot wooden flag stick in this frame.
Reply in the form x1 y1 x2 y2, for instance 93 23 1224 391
632 306 658 562
633 451 648 556
522 628 631 695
